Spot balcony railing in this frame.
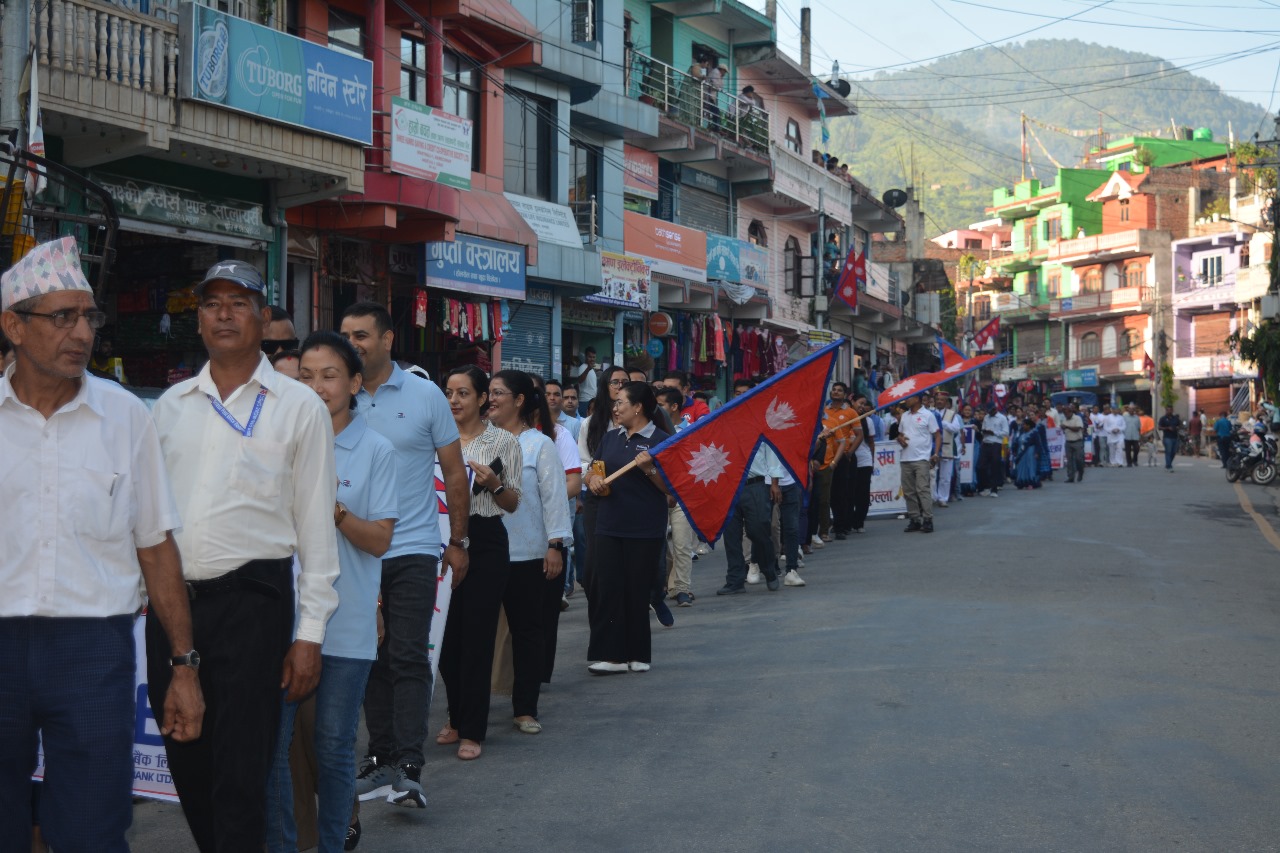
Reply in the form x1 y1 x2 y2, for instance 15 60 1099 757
625 50 768 154
1052 286 1153 315
32 0 181 96
568 195 597 246
1175 272 1237 294
771 143 852 218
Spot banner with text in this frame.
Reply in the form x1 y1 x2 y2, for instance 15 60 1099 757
588 251 651 310
957 425 977 486
390 98 472 189
867 444 908 517
422 234 526 300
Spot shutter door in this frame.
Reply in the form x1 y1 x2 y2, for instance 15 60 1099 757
1196 386 1230 416
502 303 553 378
680 187 729 237
1194 312 1233 356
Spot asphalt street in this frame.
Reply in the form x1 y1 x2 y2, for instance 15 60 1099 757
130 454 1280 852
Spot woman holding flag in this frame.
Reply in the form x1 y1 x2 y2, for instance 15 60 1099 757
583 382 670 674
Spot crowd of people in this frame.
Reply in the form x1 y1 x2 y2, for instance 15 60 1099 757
6 235 1266 853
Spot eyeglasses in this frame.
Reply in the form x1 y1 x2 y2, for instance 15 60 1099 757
608 379 626 387
261 338 299 355
488 388 512 398
12 309 107 330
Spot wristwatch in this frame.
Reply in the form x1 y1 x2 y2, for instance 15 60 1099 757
170 650 201 669
491 485 506 497
449 537 470 550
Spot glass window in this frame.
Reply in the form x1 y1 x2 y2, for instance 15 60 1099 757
1119 199 1130 222
785 120 802 154
1046 270 1061 299
401 36 428 104
748 220 767 247
442 50 482 172
1124 262 1145 289
568 140 599 240
1082 269 1102 294
504 91 553 200
1120 329 1140 356
1200 255 1223 285
973 296 991 320
1080 332 1100 359
784 236 800 294
1044 217 1062 243
328 8 364 58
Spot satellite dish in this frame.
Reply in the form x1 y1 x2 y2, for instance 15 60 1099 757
882 188 908 208
832 79 852 98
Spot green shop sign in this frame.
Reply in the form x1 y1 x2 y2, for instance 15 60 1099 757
91 173 272 241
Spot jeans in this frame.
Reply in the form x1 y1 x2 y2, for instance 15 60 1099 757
267 656 373 853
1218 435 1234 467
364 553 438 768
778 483 802 573
568 502 587 593
1163 435 1178 469
723 482 777 588
1065 440 1085 481
0 616 134 853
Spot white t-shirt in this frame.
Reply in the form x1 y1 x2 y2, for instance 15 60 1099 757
898 407 940 463
576 363 598 402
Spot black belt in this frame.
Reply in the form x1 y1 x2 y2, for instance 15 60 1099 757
186 558 291 601
746 476 765 485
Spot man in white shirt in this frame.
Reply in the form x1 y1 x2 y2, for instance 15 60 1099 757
932 392 963 508
977 404 1009 496
898 395 942 532
1104 405 1126 468
718 443 784 594
1090 405 1110 467
574 346 600 416
0 238 204 852
152 260 340 851
1060 403 1087 482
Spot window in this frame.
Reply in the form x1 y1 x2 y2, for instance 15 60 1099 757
1080 332 1100 359
571 0 596 42
1044 217 1062 243
1124 262 1145 289
328 8 364 58
973 295 991 321
1119 199 1130 222
1120 329 1140 357
784 236 801 294
785 120 802 155
1201 254 1223 286
442 51 483 172
1082 269 1102 294
964 238 982 249
1021 219 1035 249
401 36 428 105
568 140 599 240
748 220 767 247
504 91 554 200
1046 270 1061 299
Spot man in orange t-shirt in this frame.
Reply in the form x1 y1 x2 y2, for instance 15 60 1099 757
807 382 858 545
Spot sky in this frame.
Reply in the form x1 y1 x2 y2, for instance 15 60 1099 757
751 0 1280 115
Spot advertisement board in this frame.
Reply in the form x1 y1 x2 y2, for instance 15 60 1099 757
623 145 660 199
623 212 706 282
181 5 373 145
422 234 526 300
587 252 651 310
389 98 473 189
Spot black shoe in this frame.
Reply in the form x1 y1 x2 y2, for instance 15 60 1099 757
921 521 934 533
652 598 675 627
345 819 362 851
904 520 923 533
766 578 781 591
716 585 746 595
834 532 848 540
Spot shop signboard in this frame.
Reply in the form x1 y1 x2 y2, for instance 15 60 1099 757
623 212 706 283
422 234 526 300
623 145 660 199
180 5 373 145
706 234 741 283
1065 368 1098 388
505 193 583 249
679 166 730 196
91 172 272 241
588 252 651 311
563 299 615 328
739 241 768 288
389 98 472 189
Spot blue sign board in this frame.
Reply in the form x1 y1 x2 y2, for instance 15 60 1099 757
1065 368 1098 388
646 338 665 358
706 234 741 283
181 5 374 145
421 234 527 300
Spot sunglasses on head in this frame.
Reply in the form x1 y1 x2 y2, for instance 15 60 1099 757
262 338 299 355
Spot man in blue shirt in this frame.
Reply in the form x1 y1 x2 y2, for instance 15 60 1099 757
546 378 580 441
1213 410 1235 469
340 302 470 811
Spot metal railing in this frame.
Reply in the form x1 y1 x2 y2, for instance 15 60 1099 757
571 0 595 42
625 50 768 154
31 0 181 96
1174 272 1236 293
569 195 596 245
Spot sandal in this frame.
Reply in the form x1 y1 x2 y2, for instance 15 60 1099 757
436 726 459 745
457 741 482 760
513 717 543 734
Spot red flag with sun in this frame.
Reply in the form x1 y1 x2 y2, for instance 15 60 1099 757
877 351 1006 410
651 340 844 544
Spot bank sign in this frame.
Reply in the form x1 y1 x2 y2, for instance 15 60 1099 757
180 5 373 146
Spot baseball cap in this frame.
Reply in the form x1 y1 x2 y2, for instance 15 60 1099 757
195 260 265 296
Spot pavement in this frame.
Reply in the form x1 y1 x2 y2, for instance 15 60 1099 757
129 454 1280 852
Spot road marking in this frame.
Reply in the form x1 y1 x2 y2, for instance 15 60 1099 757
1232 482 1280 553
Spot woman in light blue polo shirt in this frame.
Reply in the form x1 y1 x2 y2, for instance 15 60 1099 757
266 332 399 853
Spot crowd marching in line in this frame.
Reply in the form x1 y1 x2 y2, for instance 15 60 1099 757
7 240 1273 853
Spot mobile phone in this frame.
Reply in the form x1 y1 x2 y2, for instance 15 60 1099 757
472 457 504 495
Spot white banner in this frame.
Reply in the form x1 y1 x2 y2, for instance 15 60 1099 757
957 425 977 486
1046 426 1065 470
867 444 907 517
389 97 472 190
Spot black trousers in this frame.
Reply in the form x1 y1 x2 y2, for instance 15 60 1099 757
1124 439 1140 467
977 443 1004 492
504 559 549 719
147 558 293 853
541 559 564 684
587 535 663 664
439 515 509 743
831 456 854 532
851 464 873 530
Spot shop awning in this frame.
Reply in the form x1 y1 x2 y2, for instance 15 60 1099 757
457 189 539 266
411 0 542 66
761 315 810 335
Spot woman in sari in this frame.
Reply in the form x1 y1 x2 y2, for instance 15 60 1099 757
1013 417 1042 490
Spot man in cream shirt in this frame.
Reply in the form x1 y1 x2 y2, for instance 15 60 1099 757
151 260 339 852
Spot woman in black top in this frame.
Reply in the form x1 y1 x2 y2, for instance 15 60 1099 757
584 382 670 674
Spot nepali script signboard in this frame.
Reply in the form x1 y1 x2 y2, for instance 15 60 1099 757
390 98 473 190
867 444 908 517
180 4 373 145
422 234 527 301
588 252 652 310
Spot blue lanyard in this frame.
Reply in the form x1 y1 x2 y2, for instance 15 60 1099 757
208 387 267 437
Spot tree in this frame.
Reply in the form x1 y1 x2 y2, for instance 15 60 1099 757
1159 362 1179 409
1229 320 1280 402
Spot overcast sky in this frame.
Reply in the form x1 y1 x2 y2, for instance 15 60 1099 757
751 0 1280 116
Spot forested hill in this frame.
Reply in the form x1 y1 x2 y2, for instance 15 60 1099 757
826 39 1273 233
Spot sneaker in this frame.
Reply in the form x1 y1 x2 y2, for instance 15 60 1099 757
696 543 710 555
652 598 675 627
801 543 813 555
784 570 806 587
921 521 934 533
387 763 426 808
355 756 396 802
936 502 948 509
988 490 999 497
560 595 569 612
766 578 781 591
797 555 805 568
746 564 763 584
977 489 991 497
904 520 923 533
675 592 693 607
834 531 847 540
691 553 699 562
628 661 651 672
820 533 832 543
588 661 629 674
809 535 825 549
716 584 746 595
345 819 362 851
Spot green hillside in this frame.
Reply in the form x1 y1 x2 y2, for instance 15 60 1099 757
827 39 1273 232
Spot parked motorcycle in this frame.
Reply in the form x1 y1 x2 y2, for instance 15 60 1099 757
1225 425 1277 485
